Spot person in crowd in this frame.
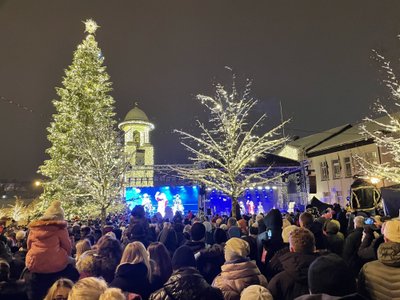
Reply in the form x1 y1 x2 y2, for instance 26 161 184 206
266 224 298 280
183 225 191 240
358 219 400 300
76 250 97 279
157 222 178 256
196 234 225 284
43 278 73 300
227 218 241 239
93 235 122 283
111 241 153 299
127 205 152 243
11 231 28 280
185 222 206 255
343 215 365 277
174 222 187 247
268 227 319 300
214 227 228 246
150 245 223 300
240 285 273 300
237 219 248 236
203 221 214 245
99 288 126 300
148 242 173 289
357 218 384 263
68 277 108 300
213 238 267 300
25 200 79 300
242 223 258 261
299 212 326 250
295 254 359 299
0 259 28 300
323 219 344 256
75 239 91 261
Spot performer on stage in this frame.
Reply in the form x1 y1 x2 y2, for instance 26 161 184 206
246 200 255 215
257 201 264 214
155 191 168 217
239 201 246 215
172 194 184 215
141 193 153 215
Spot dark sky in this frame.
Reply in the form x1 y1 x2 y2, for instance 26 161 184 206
1 0 400 181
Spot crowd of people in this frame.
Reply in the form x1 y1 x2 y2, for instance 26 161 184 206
0 199 398 300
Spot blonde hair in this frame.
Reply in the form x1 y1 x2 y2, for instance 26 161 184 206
99 288 126 300
68 277 108 300
76 250 97 276
119 241 152 280
76 239 92 261
44 278 73 300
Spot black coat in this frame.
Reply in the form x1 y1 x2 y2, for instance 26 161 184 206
149 267 223 300
0 280 28 300
268 251 319 300
110 262 152 299
326 234 344 256
196 244 225 284
342 227 364 277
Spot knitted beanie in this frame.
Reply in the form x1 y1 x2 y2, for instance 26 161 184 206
240 285 273 300
172 245 196 270
190 222 206 241
41 200 65 221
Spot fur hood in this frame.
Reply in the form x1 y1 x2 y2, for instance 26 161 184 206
28 219 68 229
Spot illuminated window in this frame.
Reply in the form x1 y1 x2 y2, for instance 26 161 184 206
365 151 378 164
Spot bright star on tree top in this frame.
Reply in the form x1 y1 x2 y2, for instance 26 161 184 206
84 19 99 34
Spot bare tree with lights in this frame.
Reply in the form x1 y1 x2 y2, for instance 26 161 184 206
174 76 289 218
38 20 127 224
356 48 400 184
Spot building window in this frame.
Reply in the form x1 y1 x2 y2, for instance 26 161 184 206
365 151 378 164
320 161 329 181
332 159 341 179
344 157 352 178
336 190 343 202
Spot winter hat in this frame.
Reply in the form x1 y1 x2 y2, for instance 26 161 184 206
214 228 228 245
41 200 65 220
224 237 250 261
282 225 298 243
240 285 273 300
15 230 26 241
308 253 356 296
383 219 400 243
172 245 196 270
203 221 212 233
228 226 241 239
190 222 206 241
220 224 228 231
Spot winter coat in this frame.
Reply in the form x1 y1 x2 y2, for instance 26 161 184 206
184 240 206 255
305 222 327 250
110 262 152 299
149 267 223 300
358 242 400 300
267 251 319 300
196 244 225 284
26 219 71 273
0 279 28 300
342 227 363 277
326 233 344 256
212 260 268 300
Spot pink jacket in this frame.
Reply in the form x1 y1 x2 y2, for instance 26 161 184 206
26 219 72 273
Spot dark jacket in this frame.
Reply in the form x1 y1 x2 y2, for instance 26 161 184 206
326 234 344 256
184 240 206 255
196 244 225 284
357 231 384 263
358 242 400 300
305 222 327 250
149 267 223 300
342 227 364 277
110 262 152 299
0 280 28 300
268 251 319 300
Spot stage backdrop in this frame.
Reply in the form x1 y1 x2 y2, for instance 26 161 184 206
126 185 199 214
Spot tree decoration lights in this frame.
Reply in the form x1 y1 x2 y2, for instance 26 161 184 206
174 75 289 218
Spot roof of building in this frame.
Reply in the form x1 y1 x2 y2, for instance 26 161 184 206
307 112 400 154
123 105 149 122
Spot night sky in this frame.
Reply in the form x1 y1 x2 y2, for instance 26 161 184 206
1 0 400 181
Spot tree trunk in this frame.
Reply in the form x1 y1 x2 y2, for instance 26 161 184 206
100 207 107 229
231 197 238 219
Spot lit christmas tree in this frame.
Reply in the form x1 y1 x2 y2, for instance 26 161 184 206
38 20 126 223
175 75 289 218
357 47 400 183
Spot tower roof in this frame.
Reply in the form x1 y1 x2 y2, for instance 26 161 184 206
123 105 149 122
